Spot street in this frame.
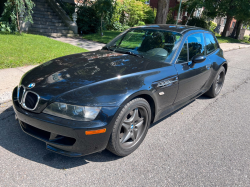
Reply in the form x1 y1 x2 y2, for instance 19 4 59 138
0 48 250 186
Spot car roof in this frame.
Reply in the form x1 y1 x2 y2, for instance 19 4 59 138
132 24 209 34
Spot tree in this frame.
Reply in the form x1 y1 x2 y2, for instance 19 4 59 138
230 20 239 38
155 0 170 24
186 0 250 37
233 1 250 39
2 0 35 33
93 0 115 36
170 0 204 25
202 0 250 37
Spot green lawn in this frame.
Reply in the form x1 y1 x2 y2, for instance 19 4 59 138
216 36 241 44
0 33 88 69
83 31 245 45
83 31 122 44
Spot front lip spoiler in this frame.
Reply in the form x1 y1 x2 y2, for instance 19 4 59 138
46 145 83 157
20 119 83 157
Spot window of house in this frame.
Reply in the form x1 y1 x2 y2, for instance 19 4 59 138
232 22 236 28
145 0 150 4
223 18 227 26
205 33 218 55
196 9 201 17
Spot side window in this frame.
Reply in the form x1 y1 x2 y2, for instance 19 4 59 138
188 33 205 60
177 40 188 63
205 33 218 55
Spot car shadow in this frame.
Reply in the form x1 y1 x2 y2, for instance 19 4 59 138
0 106 121 169
196 95 211 100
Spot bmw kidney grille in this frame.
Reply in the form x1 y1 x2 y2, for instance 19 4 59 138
17 85 40 110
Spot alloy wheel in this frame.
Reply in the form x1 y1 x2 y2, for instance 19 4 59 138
119 107 148 149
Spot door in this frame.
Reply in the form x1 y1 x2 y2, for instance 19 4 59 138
174 33 212 103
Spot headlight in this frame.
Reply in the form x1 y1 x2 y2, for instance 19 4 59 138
43 102 101 121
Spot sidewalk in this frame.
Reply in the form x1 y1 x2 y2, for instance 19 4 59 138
220 43 250 51
50 37 106 51
0 41 249 104
0 65 37 103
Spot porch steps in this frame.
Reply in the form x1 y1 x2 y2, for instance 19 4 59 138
29 0 76 37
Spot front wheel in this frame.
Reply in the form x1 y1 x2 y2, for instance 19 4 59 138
205 66 225 98
107 98 151 157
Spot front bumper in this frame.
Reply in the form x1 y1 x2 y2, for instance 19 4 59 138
12 87 119 157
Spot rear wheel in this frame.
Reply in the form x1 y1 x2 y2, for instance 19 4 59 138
205 66 225 98
107 98 151 156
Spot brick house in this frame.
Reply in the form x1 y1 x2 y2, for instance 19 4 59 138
214 17 250 40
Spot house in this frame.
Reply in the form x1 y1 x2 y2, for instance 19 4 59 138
214 17 250 40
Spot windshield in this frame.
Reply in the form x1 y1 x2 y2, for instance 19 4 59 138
105 28 182 63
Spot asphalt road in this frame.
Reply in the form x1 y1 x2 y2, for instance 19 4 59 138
1 48 250 186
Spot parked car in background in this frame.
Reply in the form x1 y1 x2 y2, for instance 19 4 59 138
13 25 227 157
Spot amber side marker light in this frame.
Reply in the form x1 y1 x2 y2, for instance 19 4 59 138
85 128 106 135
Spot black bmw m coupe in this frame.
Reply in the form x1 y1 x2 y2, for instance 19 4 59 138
13 25 227 157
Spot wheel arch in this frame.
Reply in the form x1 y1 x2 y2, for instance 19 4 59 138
120 91 157 124
222 62 228 74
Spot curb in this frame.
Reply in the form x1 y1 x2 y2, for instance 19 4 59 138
223 45 250 52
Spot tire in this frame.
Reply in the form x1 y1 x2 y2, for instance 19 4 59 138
107 98 151 157
205 66 226 98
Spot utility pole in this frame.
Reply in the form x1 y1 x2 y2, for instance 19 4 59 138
176 0 182 25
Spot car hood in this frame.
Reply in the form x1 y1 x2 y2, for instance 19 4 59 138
20 50 169 100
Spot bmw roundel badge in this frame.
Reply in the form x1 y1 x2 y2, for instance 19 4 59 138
27 83 35 89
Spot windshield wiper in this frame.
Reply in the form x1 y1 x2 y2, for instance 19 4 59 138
124 51 144 58
102 46 112 51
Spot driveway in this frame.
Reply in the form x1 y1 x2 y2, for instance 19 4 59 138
0 48 250 186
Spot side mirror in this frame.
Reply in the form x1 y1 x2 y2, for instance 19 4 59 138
192 55 206 64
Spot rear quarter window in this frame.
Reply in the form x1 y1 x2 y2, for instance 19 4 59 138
205 33 218 55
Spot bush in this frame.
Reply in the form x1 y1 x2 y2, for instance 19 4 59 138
124 0 145 26
112 21 123 31
108 0 154 29
77 6 100 34
208 21 217 33
135 21 145 26
143 5 155 24
166 18 176 24
0 21 11 32
215 33 221 37
166 9 175 24
122 25 130 30
243 35 250 41
109 22 130 31
187 17 209 29
2 0 35 33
